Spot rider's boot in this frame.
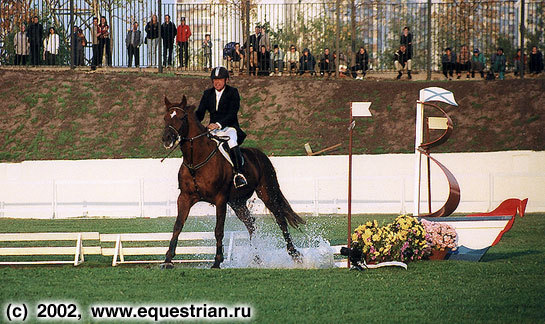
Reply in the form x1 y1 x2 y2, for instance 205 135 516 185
229 146 247 188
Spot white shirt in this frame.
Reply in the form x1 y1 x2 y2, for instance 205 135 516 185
214 87 225 128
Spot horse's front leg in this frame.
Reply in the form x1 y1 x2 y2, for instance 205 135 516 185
211 201 227 269
162 193 192 269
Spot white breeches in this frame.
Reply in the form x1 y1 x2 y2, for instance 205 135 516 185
212 127 238 148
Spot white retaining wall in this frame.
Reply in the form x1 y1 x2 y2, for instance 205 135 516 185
0 150 544 218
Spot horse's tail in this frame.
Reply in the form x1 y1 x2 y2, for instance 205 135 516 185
252 149 305 228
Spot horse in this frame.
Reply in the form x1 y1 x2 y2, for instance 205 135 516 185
161 95 305 268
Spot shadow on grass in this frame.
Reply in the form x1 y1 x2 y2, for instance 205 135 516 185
482 249 541 262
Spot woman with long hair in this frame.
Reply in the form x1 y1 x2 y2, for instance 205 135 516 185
43 27 60 65
98 16 111 66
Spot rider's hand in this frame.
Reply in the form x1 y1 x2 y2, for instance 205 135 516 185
207 123 220 130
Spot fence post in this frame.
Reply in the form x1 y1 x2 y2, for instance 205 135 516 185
520 0 525 79
158 0 163 73
426 0 432 80
70 0 75 69
245 0 250 73
335 0 340 78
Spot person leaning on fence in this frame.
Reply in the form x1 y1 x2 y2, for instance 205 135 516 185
259 26 271 52
14 25 30 66
257 45 270 76
270 44 285 76
299 48 316 76
90 17 99 68
202 34 212 71
319 48 334 77
441 47 456 80
247 45 258 76
145 15 159 67
27 16 43 66
286 45 299 75
351 46 369 79
394 44 411 79
126 22 143 68
43 27 59 65
470 48 485 78
491 48 506 80
176 17 191 68
513 48 526 76
231 43 244 75
71 26 86 66
249 25 261 52
529 46 544 75
456 45 471 79
98 16 111 66
400 26 413 61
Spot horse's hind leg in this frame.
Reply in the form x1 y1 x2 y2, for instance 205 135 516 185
228 200 256 238
162 193 192 269
212 201 228 269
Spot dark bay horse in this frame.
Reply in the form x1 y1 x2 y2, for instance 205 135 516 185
161 96 305 268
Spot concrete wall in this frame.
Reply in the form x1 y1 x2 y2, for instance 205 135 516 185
0 150 543 218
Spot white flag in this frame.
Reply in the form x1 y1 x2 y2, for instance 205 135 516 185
351 102 372 117
419 87 458 106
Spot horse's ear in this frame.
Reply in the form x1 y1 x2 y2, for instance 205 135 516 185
164 96 172 110
181 95 187 108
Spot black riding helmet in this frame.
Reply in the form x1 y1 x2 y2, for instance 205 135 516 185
210 66 229 80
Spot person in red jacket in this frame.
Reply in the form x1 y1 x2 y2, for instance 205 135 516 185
176 17 191 68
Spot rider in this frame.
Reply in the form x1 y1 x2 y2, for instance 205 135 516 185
196 66 248 188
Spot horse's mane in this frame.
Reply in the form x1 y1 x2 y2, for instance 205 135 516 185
185 105 207 132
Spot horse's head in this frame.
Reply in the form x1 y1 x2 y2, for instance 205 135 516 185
162 95 190 149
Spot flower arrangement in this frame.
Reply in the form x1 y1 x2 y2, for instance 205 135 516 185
420 219 458 251
351 215 431 263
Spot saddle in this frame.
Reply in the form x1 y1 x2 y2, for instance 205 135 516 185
209 134 244 168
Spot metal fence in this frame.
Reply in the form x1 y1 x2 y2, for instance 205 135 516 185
1 0 544 72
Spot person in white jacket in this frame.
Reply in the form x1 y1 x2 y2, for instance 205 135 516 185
14 25 30 65
43 27 60 65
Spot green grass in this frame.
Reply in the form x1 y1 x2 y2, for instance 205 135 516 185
1 214 544 323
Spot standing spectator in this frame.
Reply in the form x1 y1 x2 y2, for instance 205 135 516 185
126 22 143 68
319 48 334 77
14 25 30 65
176 17 191 68
286 45 299 75
27 16 43 66
400 26 413 62
247 45 257 76
456 45 471 79
529 46 544 75
43 27 59 65
491 47 506 80
351 46 369 79
470 48 485 78
270 44 284 76
299 48 316 75
441 47 456 80
513 48 526 76
98 16 111 66
71 26 86 66
259 26 271 52
90 17 99 67
161 15 176 67
248 26 260 52
202 34 212 71
394 44 411 79
257 45 270 76
145 14 159 67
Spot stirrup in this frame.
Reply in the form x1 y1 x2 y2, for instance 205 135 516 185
233 173 247 188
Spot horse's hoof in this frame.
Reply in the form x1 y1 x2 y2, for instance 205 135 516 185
290 250 303 264
160 262 174 269
211 263 221 269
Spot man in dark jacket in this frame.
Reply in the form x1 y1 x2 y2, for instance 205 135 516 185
126 22 143 67
394 44 411 79
27 16 43 65
196 66 248 188
161 15 177 67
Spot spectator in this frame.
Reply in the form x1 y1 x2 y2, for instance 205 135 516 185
71 26 86 66
470 48 485 78
351 46 369 79
400 26 413 62
299 48 316 75
337 52 351 77
529 46 544 75
257 45 270 76
202 34 212 71
228 43 244 76
98 16 111 66
513 48 526 76
223 42 236 71
491 47 506 80
161 15 176 67
319 48 334 77
248 45 257 76
27 16 43 66
126 22 143 68
286 45 299 75
394 44 412 79
441 47 456 80
270 44 284 76
456 45 471 79
248 25 260 51
14 25 30 65
176 17 191 69
43 27 59 65
90 17 99 67
145 14 159 67
259 26 271 52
